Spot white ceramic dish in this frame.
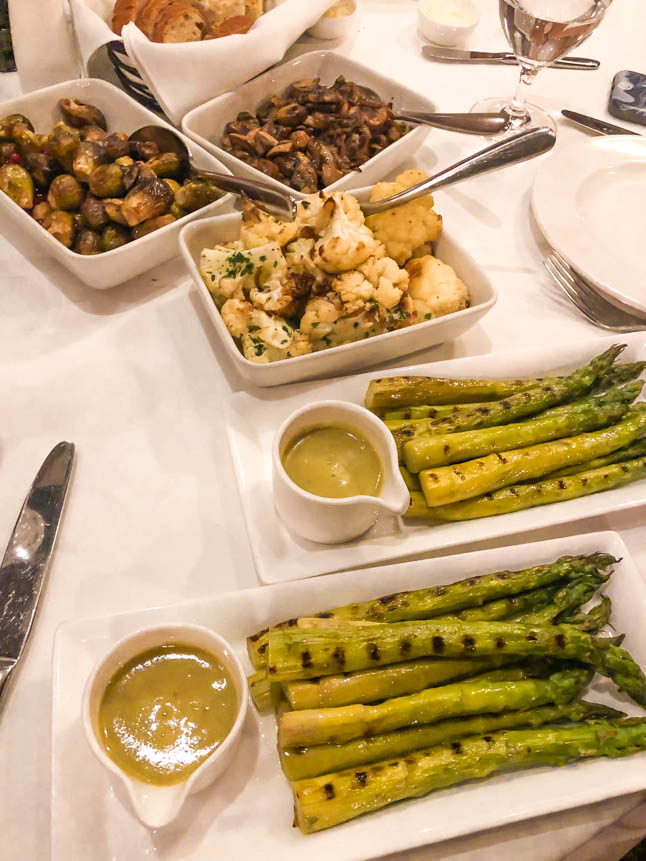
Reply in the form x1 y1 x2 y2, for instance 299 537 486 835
181 50 437 200
417 0 479 46
307 1 358 39
532 136 646 315
225 332 646 584
179 207 497 388
272 400 409 543
0 79 233 289
82 623 248 829
52 532 646 861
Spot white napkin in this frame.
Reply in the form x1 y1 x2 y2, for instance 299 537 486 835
8 0 80 92
69 0 335 123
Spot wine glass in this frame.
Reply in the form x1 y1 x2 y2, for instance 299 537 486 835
473 0 612 133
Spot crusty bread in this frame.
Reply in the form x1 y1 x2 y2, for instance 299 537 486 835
111 0 147 34
245 0 263 21
135 0 175 38
153 0 208 41
195 0 244 29
206 13 253 37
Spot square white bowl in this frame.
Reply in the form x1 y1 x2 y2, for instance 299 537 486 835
181 49 437 200
0 79 234 289
179 192 497 388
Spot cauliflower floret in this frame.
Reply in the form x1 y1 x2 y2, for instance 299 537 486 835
314 197 379 274
283 236 327 284
296 191 364 233
250 272 313 318
200 242 287 304
333 270 375 315
405 255 469 320
239 197 300 249
221 297 312 363
300 293 381 350
300 294 343 340
366 169 443 265
359 254 409 311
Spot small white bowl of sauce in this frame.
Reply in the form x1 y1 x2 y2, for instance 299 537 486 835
273 400 410 544
82 624 248 828
307 0 358 40
418 0 479 46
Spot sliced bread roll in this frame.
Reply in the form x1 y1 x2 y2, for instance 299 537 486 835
153 0 208 41
196 0 245 29
245 0 263 21
206 13 253 37
135 0 171 38
111 0 147 34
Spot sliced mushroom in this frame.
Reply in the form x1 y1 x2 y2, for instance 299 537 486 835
290 153 318 194
275 104 308 127
266 141 293 157
253 129 279 155
290 130 310 151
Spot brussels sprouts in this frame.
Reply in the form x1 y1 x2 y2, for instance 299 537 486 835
81 126 107 144
47 174 84 211
115 155 134 167
0 164 34 208
101 224 131 251
73 228 102 255
163 178 180 194
32 201 53 223
174 179 221 212
43 209 76 247
49 123 81 172
11 124 41 154
103 198 129 225
23 151 59 188
0 113 33 139
169 201 185 220
72 141 108 184
0 141 18 162
80 194 109 230
121 179 173 227
129 139 159 161
145 152 182 179
58 99 107 130
88 163 125 198
131 213 176 239
103 132 130 160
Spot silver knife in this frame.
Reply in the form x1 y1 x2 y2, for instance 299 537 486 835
561 109 641 136
422 46 600 70
0 441 75 712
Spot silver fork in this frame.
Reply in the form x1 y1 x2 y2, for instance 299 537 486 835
543 252 646 332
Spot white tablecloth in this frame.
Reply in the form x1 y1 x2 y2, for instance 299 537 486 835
0 1 644 859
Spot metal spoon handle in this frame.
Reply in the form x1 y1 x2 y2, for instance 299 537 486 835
360 127 556 216
190 167 297 221
397 111 509 135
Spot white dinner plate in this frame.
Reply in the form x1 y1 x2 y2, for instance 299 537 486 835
532 137 646 314
226 332 646 584
51 532 646 861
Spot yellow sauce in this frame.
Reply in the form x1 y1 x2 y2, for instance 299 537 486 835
282 425 383 498
324 0 356 18
99 644 238 786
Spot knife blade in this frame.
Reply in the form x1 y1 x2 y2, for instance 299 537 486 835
422 46 600 70
561 109 641 136
0 441 75 712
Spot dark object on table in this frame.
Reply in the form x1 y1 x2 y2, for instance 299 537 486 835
619 837 646 860
609 70 646 127
220 76 410 193
0 0 16 73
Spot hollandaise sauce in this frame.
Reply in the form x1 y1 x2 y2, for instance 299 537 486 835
282 426 383 498
99 644 238 785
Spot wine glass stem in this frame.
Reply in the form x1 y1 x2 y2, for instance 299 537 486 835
507 63 541 122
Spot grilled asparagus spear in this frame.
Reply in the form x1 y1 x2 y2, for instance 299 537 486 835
278 668 591 747
266 619 646 704
402 382 642 471
418 408 646 508
279 699 623 781
247 554 615 668
546 437 646 479
560 596 613 633
407 455 646 523
292 718 646 833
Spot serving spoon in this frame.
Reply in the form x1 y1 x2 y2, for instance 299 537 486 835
129 125 555 221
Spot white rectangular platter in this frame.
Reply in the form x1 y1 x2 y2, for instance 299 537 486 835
51 532 646 861
227 332 646 584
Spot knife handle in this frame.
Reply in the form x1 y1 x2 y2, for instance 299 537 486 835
553 56 600 70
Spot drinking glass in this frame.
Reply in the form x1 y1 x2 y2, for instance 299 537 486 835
473 0 612 133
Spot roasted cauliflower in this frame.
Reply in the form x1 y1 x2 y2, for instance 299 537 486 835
365 169 443 265
199 171 470 364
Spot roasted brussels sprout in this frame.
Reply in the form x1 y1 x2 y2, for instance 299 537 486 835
163 178 180 194
174 179 221 212
32 201 53 223
169 202 185 219
42 209 76 247
115 155 134 167
0 113 33 139
81 125 107 144
129 139 159 161
121 163 140 192
23 151 59 188
58 99 107 131
121 178 173 227
49 123 81 172
0 141 18 162
72 141 108 184
88 163 125 198
103 198 129 225
11 123 41 154
73 228 102 255
80 194 109 229
47 174 84 211
145 152 182 179
131 213 176 239
0 164 34 208
103 132 129 160
101 223 130 251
